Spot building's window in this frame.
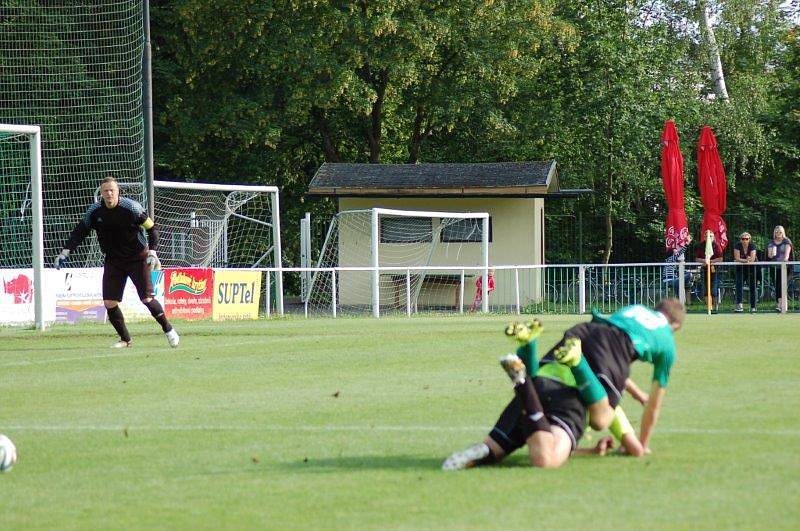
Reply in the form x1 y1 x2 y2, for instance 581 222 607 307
441 218 492 243
380 216 432 243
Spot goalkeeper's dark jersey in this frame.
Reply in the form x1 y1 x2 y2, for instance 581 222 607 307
65 198 156 260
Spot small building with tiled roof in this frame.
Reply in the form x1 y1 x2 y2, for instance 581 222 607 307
307 161 560 197
306 161 574 309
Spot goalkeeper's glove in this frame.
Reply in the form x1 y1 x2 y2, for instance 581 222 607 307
145 250 161 272
54 249 70 270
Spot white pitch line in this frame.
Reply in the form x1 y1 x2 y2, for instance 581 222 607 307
5 425 800 436
0 351 143 367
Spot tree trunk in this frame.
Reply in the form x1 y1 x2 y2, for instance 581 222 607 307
407 105 425 163
603 210 613 265
367 71 388 163
699 0 730 101
311 107 341 162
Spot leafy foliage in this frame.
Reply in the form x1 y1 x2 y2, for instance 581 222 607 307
149 0 800 267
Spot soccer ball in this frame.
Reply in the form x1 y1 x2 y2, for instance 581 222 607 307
0 434 18 472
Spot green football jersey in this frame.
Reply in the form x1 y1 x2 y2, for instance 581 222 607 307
592 305 676 387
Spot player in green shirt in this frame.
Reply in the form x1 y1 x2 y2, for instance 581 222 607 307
550 299 682 452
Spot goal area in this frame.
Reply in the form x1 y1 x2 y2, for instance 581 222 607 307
303 208 490 317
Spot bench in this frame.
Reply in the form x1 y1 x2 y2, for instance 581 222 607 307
384 273 464 310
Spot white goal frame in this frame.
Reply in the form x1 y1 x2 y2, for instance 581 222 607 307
308 207 490 317
0 124 45 330
153 180 284 315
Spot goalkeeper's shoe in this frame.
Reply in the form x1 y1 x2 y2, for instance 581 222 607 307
110 340 131 349
553 337 582 368
504 319 543 344
165 329 180 348
441 442 490 471
499 353 527 385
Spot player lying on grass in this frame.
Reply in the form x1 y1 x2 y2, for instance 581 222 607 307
442 299 684 470
55 175 179 349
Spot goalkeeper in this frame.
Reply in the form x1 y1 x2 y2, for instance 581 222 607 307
442 299 683 470
55 175 179 349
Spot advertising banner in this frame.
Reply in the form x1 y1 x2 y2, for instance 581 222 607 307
0 268 56 324
164 268 213 320
53 268 106 323
212 269 261 321
119 270 165 320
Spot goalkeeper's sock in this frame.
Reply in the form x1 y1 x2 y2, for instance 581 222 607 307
514 377 551 433
516 341 539 377
570 357 608 405
144 299 172 333
106 305 131 343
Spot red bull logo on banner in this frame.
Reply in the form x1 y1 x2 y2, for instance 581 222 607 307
3 274 32 304
0 268 56 324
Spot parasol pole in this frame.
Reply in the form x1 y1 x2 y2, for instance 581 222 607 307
704 230 714 315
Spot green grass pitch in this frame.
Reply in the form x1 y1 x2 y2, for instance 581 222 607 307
1 314 799 529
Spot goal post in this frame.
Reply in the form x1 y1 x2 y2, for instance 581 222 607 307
305 207 490 317
152 180 283 315
0 124 45 330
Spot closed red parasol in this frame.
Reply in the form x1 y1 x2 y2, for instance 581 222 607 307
697 126 728 251
661 120 689 252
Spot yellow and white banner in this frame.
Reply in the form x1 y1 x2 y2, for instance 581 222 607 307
212 269 261 321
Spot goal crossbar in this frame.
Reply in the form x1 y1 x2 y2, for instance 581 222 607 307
153 180 278 194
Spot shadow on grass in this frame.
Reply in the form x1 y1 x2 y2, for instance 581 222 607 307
280 453 534 472
282 454 442 472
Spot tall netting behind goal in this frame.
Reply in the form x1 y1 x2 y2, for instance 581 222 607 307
0 1 146 266
304 208 489 316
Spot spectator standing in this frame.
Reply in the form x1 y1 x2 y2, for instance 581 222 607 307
766 225 793 313
733 232 758 313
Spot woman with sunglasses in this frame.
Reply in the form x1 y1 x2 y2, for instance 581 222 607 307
733 232 758 312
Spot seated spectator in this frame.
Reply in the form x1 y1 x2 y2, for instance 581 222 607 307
733 232 759 312
663 234 693 298
696 230 723 313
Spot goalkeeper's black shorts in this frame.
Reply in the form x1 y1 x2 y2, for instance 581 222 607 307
103 254 153 301
489 377 586 454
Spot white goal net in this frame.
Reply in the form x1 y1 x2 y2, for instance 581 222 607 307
152 180 284 312
304 208 489 317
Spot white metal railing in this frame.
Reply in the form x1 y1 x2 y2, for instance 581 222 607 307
255 261 800 318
